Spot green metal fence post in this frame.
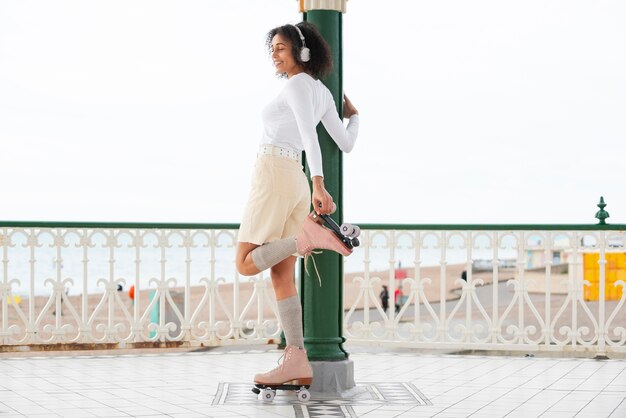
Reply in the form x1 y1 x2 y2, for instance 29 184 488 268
301 5 348 362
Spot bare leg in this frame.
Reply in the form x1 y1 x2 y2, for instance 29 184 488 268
238 245 298 300
235 242 261 276
270 256 298 300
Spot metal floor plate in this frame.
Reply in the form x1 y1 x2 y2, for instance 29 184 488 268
213 381 431 418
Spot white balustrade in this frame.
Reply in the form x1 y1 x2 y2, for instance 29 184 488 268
0 227 280 348
1 226 625 356
343 229 626 356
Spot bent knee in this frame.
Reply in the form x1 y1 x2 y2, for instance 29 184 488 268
236 259 260 277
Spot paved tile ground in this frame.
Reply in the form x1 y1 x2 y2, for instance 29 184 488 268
1 346 626 417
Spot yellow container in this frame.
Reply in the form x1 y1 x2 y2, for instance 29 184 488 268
583 253 626 301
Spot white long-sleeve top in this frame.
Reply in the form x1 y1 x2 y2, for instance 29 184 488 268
260 72 359 178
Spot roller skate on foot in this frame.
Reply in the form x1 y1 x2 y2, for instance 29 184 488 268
251 345 313 402
296 214 352 257
296 202 360 256
311 211 361 250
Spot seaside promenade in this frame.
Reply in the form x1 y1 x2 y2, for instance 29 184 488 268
2 225 625 417
2 344 626 418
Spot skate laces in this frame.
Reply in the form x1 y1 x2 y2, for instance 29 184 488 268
263 354 285 376
303 251 323 287
275 353 285 367
272 346 295 369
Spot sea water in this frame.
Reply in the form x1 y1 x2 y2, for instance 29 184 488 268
3 237 514 297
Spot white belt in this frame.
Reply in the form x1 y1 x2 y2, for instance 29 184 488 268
259 144 302 163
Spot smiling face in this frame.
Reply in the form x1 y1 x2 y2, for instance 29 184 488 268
271 34 303 78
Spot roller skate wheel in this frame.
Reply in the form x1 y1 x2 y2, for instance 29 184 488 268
262 388 275 402
340 223 361 239
297 388 310 402
340 223 353 235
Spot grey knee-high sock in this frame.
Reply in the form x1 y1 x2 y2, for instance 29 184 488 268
251 237 297 272
277 295 304 349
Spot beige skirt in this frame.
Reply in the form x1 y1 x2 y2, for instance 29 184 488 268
237 154 310 245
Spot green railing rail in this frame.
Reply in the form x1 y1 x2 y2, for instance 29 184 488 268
0 221 241 229
350 223 626 231
1 221 624 231
1 195 621 230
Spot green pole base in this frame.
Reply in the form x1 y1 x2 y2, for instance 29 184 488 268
304 337 348 361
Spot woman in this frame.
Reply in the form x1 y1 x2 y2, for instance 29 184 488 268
235 22 359 387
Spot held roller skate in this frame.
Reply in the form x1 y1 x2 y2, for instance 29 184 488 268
310 203 361 250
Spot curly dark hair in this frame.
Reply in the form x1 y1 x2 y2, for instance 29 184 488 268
265 22 333 79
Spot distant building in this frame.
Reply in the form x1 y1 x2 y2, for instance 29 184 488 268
526 248 569 269
473 259 516 271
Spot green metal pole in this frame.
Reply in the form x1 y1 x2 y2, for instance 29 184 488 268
301 10 347 361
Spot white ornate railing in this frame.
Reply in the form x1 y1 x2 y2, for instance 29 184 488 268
1 222 625 356
344 227 626 356
0 224 281 348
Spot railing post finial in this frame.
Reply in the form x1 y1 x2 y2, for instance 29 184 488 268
595 196 610 225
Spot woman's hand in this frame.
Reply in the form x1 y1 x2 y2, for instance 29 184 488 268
343 94 359 119
311 176 335 215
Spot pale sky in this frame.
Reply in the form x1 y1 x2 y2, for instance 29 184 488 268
1 0 625 225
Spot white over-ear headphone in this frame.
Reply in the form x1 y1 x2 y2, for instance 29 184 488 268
293 24 310 62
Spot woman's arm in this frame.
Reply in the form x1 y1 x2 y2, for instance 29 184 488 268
283 78 334 214
321 94 359 153
311 176 334 214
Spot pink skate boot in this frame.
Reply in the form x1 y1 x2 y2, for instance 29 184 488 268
254 345 313 386
296 213 352 257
